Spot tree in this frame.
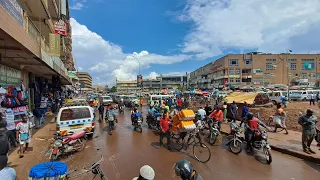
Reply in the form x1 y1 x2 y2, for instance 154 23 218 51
109 86 117 93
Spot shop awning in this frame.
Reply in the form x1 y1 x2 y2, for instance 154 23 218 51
225 92 258 105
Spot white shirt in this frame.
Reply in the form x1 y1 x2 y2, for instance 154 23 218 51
0 167 16 180
197 109 206 120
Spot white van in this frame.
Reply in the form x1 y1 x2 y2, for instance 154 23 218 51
150 95 174 105
268 91 288 104
56 105 95 138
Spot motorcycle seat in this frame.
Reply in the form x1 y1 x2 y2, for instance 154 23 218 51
67 131 86 140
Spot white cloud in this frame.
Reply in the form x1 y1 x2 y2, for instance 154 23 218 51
70 18 191 86
180 0 320 58
77 66 83 71
147 72 159 79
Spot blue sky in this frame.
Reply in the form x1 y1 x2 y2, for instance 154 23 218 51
69 0 320 86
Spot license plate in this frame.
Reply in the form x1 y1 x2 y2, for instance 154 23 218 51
70 125 83 129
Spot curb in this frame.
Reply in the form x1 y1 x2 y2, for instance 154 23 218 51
219 130 320 163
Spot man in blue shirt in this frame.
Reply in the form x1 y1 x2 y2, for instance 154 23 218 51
0 156 16 180
240 101 249 127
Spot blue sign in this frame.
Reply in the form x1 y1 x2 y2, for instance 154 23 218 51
303 62 315 70
0 0 24 27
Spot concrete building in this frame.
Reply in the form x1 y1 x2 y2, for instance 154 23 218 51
116 73 189 93
77 72 92 90
0 0 74 110
92 85 104 92
189 53 320 89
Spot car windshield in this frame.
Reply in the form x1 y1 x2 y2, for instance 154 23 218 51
292 92 302 95
103 96 111 100
60 108 91 121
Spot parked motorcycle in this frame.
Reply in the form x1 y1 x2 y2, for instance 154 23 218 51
133 117 143 133
250 130 272 164
227 122 244 154
206 119 220 146
50 131 87 161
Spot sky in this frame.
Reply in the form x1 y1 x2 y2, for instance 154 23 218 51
69 0 320 86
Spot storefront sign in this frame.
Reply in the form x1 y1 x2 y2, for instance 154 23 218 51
54 19 67 36
40 49 54 68
137 75 143 87
49 33 61 56
303 62 314 70
12 106 27 115
0 64 21 86
0 0 24 27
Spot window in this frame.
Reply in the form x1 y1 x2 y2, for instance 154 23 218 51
266 59 276 62
229 59 238 66
302 59 314 61
254 69 264 74
309 73 316 79
289 63 296 70
266 63 275 70
288 59 296 62
301 73 307 78
245 59 252 65
264 73 271 79
229 78 234 83
229 69 235 75
235 78 241 83
60 108 91 121
236 68 241 74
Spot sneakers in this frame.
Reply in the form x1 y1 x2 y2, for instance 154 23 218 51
309 149 316 154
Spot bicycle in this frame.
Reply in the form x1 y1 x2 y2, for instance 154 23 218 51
67 156 107 180
171 130 211 163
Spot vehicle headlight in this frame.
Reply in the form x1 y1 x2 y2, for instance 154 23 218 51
54 140 62 147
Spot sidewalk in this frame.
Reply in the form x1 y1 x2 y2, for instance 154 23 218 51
220 123 320 163
8 116 56 180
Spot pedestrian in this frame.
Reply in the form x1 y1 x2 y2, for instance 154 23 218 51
309 93 315 105
298 109 318 154
273 104 288 134
98 103 104 121
159 113 171 151
139 98 144 108
16 115 33 158
167 97 173 109
240 102 249 127
93 98 98 110
6 112 17 147
230 101 238 122
177 98 183 111
0 119 9 157
107 105 117 135
0 156 16 180
132 165 155 180
222 102 227 122
316 92 320 102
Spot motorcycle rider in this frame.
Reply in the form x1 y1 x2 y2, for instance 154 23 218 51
204 104 212 117
208 106 223 131
118 99 125 113
196 106 206 121
132 107 142 125
244 112 268 151
174 159 202 180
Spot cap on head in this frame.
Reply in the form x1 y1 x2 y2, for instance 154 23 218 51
140 165 155 180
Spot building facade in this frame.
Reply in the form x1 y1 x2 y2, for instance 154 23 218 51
189 53 320 89
77 72 92 90
0 0 74 110
116 73 189 93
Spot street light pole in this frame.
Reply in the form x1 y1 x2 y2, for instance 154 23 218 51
132 55 142 98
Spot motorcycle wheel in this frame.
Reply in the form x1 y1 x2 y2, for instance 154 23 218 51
229 138 242 155
208 133 217 146
137 126 142 133
75 139 86 152
264 148 272 164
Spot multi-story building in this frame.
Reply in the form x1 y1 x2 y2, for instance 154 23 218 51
116 73 189 93
77 72 92 90
189 53 320 89
62 0 75 71
0 0 74 110
116 80 139 93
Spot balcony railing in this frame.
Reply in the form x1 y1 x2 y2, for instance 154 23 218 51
27 18 41 44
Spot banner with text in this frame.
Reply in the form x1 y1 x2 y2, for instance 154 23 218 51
49 33 61 56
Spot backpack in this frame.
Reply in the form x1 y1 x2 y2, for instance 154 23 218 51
0 131 9 156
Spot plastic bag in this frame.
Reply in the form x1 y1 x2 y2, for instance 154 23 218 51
273 116 281 125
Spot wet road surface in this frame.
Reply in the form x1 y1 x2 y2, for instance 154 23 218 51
63 107 320 180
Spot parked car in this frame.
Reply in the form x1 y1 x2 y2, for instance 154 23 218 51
100 95 113 105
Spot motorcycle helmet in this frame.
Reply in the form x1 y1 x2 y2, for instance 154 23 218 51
246 112 254 120
174 159 194 180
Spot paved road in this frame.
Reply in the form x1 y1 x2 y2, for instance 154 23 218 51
61 106 320 180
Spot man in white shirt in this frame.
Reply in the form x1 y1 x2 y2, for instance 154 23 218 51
196 107 206 121
0 156 16 180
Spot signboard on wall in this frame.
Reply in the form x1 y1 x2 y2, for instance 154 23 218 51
0 0 24 27
137 75 143 87
303 62 315 70
49 33 61 56
0 64 21 86
54 19 67 36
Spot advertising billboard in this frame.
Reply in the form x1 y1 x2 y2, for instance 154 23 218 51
137 75 143 87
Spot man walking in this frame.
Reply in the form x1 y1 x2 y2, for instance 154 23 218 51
309 93 315 105
298 109 318 154
159 114 171 151
230 101 238 122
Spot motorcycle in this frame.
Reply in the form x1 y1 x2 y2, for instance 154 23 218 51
119 105 124 114
227 122 244 155
206 119 220 146
147 112 161 130
250 130 272 164
133 117 143 133
50 131 87 161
